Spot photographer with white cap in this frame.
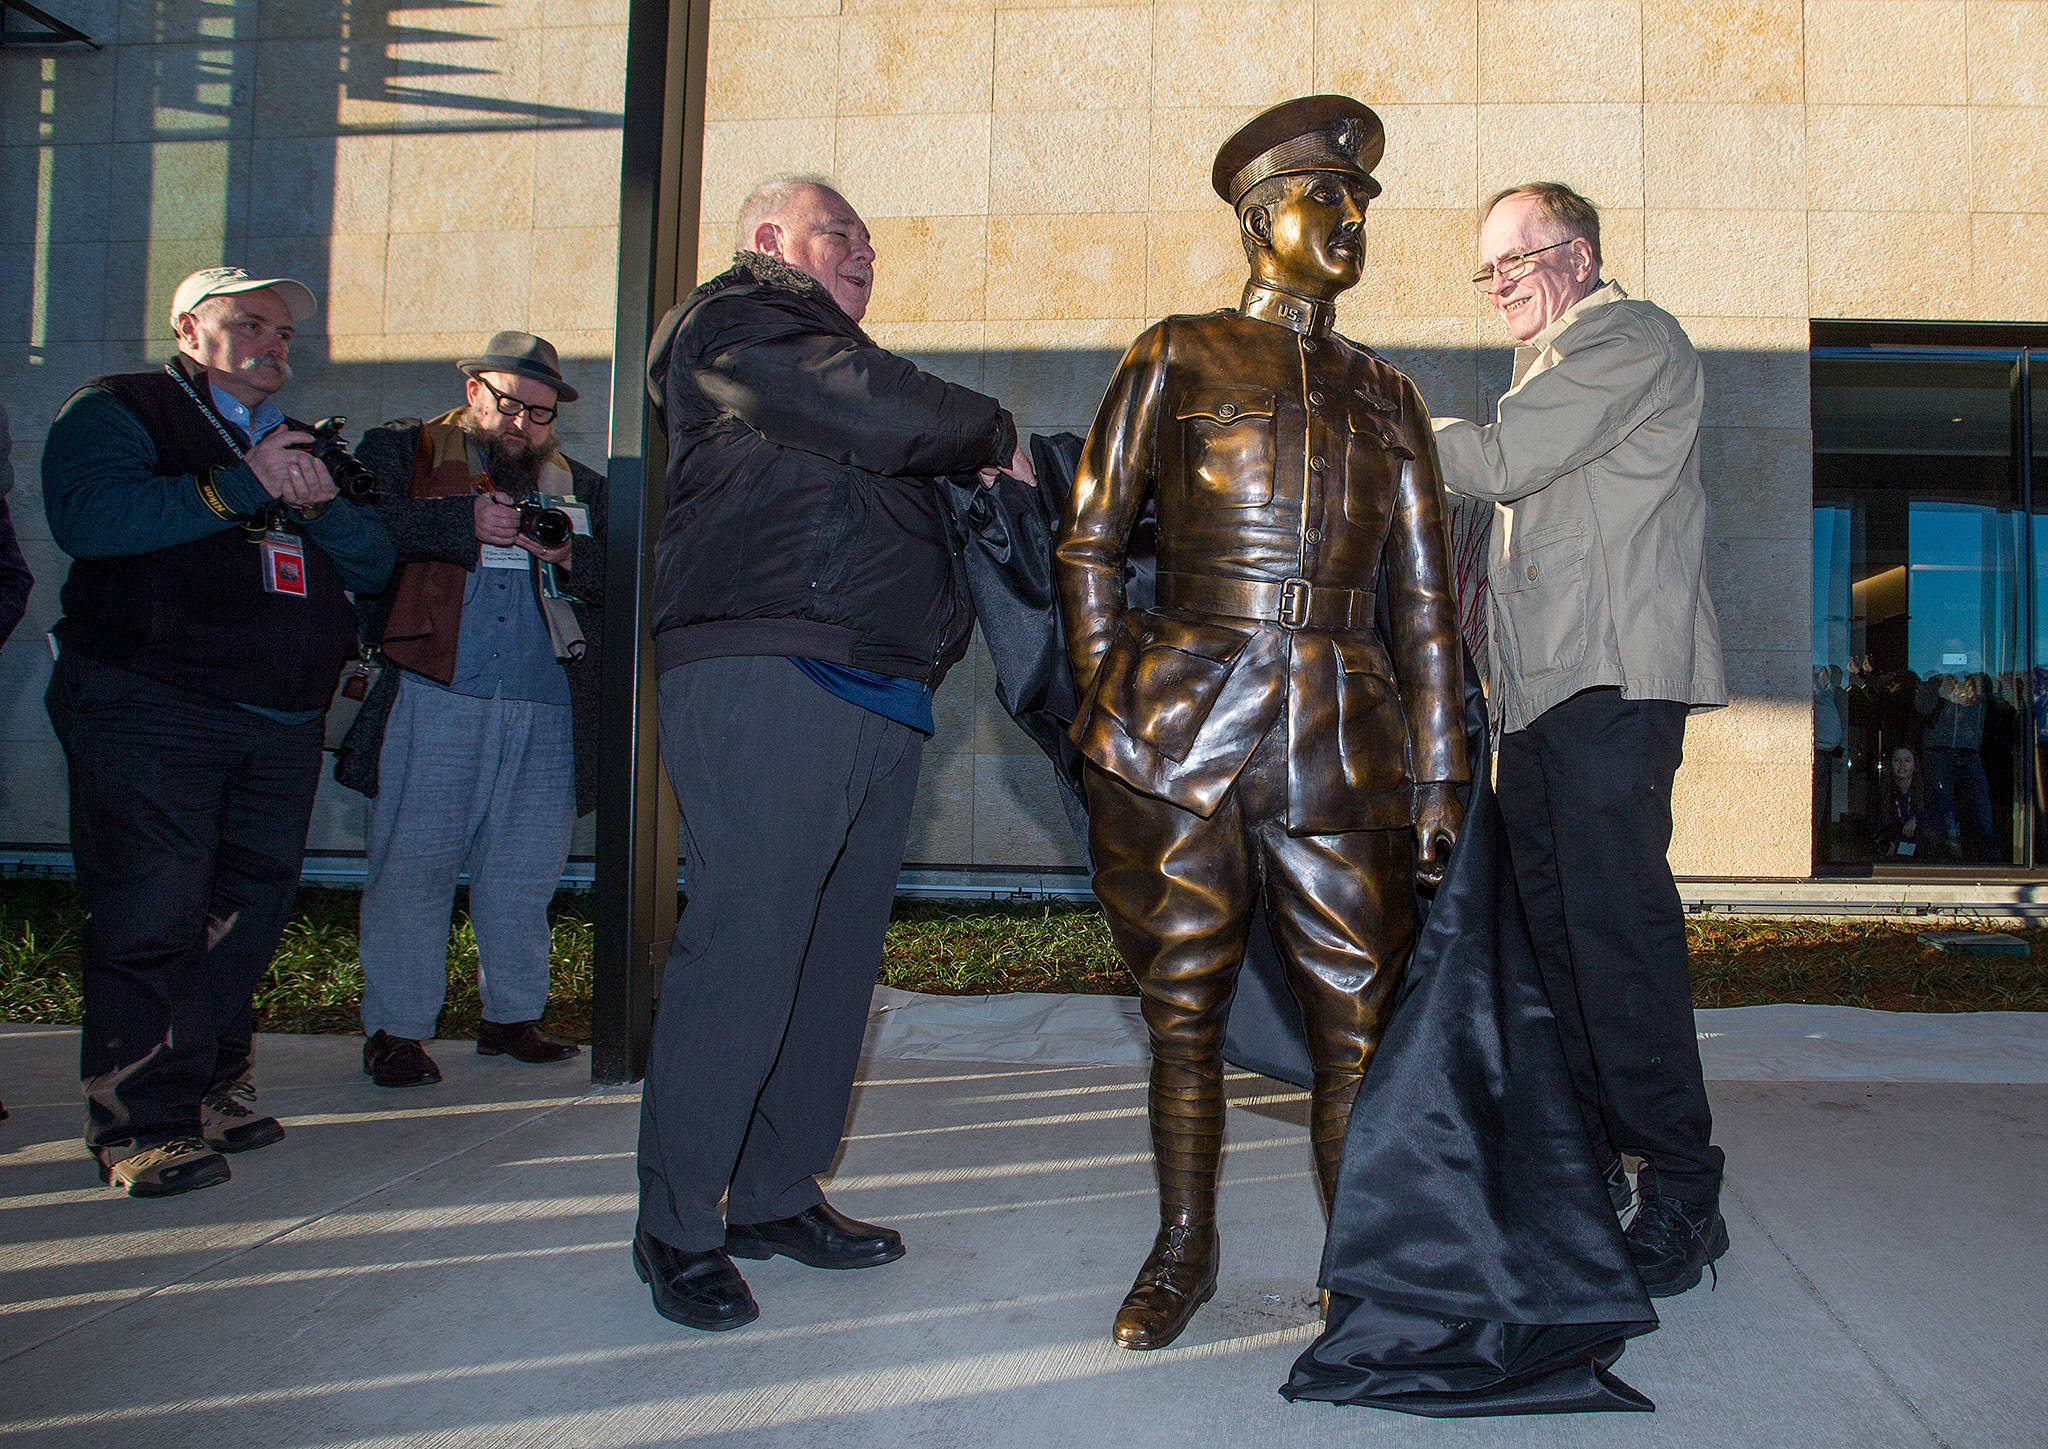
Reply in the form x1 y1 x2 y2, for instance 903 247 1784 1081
41 266 394 1197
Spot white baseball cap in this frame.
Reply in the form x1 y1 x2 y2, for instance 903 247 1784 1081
168 266 318 326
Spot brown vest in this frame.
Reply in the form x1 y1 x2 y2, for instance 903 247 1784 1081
378 410 484 682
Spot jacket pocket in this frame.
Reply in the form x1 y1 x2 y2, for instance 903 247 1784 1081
1096 611 1257 761
1340 402 1413 530
1333 634 1409 795
1493 525 1588 678
1176 386 1277 508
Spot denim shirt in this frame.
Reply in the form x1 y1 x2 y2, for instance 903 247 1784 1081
411 440 570 707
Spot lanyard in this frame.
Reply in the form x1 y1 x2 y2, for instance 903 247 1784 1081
166 363 284 532
165 362 256 454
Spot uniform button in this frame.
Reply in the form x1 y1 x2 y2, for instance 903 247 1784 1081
1309 455 1326 472
1526 565 1539 581
1218 403 1237 419
1309 391 1326 407
1305 528 1322 543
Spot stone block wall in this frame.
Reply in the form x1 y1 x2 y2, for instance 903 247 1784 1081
4 0 2047 880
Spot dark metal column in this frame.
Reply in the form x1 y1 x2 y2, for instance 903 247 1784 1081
593 0 710 1084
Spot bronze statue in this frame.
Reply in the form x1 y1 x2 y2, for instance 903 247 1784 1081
1054 96 1469 1351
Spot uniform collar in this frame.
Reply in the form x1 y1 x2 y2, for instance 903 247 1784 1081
1239 281 1336 338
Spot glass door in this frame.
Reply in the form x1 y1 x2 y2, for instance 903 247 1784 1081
1812 350 2026 870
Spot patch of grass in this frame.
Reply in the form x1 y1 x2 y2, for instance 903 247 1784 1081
3 880 2045 1037
880 902 1133 997
1685 917 2048 1013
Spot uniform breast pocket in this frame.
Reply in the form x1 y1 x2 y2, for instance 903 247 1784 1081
1176 386 1277 508
1494 526 1589 677
1341 403 1412 529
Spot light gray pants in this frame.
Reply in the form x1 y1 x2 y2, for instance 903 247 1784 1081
358 673 576 1041
637 656 924 1251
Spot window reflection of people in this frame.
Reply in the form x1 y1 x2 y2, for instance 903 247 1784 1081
1873 746 1943 860
1917 660 2000 862
1813 665 1846 856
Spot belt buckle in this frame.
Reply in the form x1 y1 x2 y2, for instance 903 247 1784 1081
1277 577 1310 630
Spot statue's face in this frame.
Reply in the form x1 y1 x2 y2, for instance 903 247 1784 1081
1255 172 1372 296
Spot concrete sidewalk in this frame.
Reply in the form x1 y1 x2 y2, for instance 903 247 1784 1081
1 1015 2044 1448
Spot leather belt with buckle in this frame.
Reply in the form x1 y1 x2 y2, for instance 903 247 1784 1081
1157 571 1370 631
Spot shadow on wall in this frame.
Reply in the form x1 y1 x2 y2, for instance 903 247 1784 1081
0 341 1813 863
2 0 623 455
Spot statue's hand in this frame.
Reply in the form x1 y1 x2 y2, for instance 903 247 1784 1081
1413 782 1464 889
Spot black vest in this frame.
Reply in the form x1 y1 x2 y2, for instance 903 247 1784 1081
53 365 356 711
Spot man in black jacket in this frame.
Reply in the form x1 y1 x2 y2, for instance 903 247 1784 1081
635 177 1032 1330
41 267 393 1196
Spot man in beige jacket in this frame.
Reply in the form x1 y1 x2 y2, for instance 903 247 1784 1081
1432 182 1729 1298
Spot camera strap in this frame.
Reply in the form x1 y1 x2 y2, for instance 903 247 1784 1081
163 362 284 535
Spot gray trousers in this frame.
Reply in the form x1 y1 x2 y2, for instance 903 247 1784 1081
358 674 576 1041
637 656 923 1251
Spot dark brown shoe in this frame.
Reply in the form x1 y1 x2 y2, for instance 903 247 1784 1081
364 1031 441 1088
1112 1217 1219 1350
476 1019 580 1064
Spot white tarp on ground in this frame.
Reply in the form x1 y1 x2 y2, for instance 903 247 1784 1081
863 986 2048 1083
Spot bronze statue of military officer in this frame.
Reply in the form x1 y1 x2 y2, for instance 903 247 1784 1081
1054 96 1469 1351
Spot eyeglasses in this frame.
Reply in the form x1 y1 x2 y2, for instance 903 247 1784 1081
476 374 559 426
1470 239 1576 292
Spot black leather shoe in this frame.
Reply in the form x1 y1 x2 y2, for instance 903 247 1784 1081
476 1019 580 1063
1626 1191 1729 1296
633 1229 759 1331
363 1031 441 1088
1113 1217 1219 1350
726 1201 905 1270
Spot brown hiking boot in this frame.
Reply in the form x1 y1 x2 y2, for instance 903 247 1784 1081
201 1076 286 1154
99 1138 231 1198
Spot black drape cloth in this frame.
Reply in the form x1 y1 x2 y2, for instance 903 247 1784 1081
1277 762 1658 1415
947 435 1655 1417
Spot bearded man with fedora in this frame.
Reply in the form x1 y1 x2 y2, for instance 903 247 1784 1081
339 331 605 1086
1055 97 1468 1351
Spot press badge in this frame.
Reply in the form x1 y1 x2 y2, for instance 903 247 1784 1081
479 543 530 569
259 530 308 597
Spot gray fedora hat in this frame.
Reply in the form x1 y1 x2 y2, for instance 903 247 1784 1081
457 330 578 402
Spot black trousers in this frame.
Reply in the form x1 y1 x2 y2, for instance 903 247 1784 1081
638 657 924 1252
1494 688 1723 1208
46 651 323 1153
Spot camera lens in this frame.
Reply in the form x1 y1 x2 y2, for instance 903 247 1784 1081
517 501 572 550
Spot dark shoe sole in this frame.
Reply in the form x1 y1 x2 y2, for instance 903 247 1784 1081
101 1155 232 1198
363 1058 441 1088
633 1240 759 1331
1112 1279 1217 1351
725 1230 906 1270
206 1119 286 1153
1641 1217 1731 1298
476 1044 581 1063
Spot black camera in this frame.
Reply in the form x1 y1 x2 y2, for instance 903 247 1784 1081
292 417 379 505
516 498 573 550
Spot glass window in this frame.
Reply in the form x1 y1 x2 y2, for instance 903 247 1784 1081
1812 351 2024 870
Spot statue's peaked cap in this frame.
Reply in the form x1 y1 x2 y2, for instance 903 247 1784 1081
1211 95 1385 205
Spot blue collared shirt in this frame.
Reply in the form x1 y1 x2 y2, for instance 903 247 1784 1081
208 384 285 447
409 441 571 707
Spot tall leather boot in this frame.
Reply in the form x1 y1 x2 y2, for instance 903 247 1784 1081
1113 1058 1223 1350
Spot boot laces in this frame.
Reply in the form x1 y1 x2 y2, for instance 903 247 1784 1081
1637 1195 1721 1290
203 1078 257 1119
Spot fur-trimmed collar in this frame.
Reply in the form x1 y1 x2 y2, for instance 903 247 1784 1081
686 250 869 336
